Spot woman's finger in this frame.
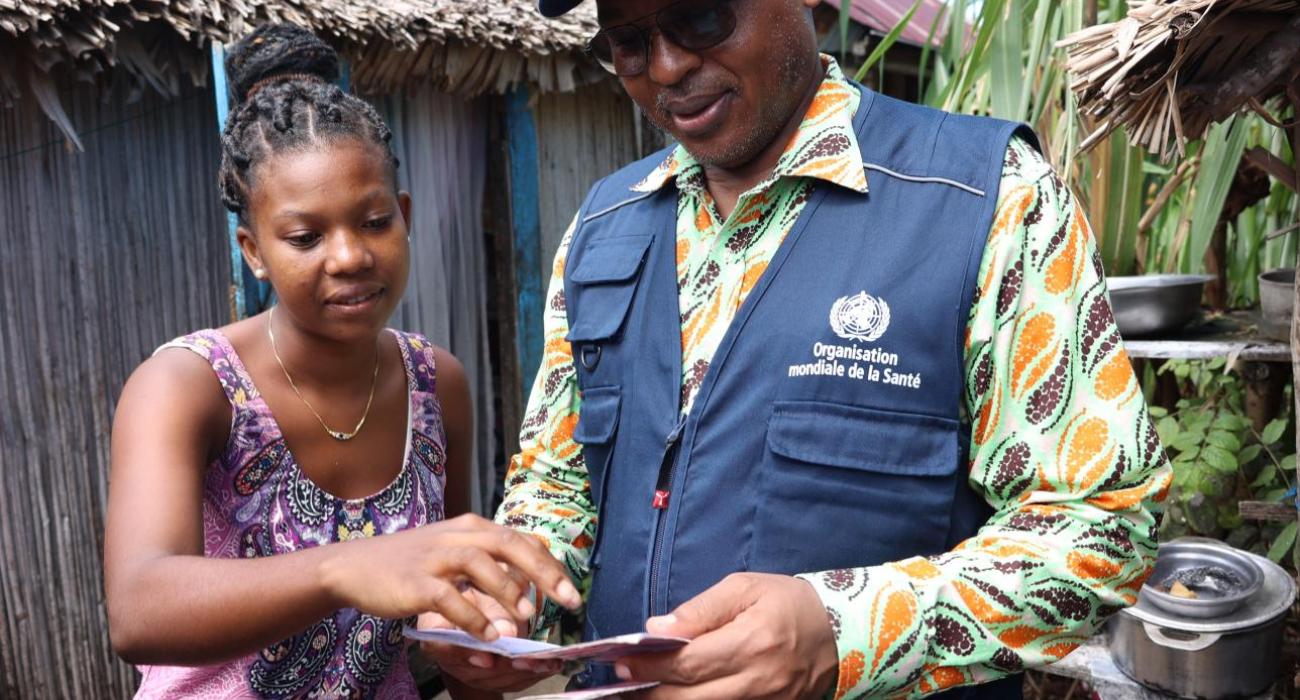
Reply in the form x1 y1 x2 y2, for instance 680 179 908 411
418 610 452 630
466 588 528 639
442 547 533 621
423 577 498 642
478 529 582 610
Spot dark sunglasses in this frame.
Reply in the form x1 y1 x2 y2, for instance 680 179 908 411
584 0 739 77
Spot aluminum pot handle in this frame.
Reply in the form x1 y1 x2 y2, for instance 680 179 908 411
1141 623 1221 652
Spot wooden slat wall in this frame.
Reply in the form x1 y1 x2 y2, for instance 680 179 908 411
0 75 230 698
532 82 644 273
380 87 499 515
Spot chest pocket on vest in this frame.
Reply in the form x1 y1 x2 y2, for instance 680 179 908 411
566 234 653 344
748 400 963 574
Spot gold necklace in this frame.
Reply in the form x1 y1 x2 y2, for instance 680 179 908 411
267 306 380 442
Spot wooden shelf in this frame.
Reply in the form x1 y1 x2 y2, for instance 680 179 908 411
1123 311 1290 363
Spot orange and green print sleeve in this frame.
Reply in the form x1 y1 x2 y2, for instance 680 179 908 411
495 216 594 635
800 139 1173 699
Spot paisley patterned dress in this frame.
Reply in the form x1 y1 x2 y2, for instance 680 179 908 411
135 329 447 699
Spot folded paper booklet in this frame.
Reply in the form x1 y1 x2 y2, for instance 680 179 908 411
402 628 688 662
521 681 661 698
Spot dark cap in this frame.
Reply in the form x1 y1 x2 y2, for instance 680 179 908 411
538 0 586 17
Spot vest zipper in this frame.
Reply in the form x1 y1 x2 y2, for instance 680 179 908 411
648 418 686 614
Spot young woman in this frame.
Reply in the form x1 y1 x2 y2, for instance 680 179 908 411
104 24 579 699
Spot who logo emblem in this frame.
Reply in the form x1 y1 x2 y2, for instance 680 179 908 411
829 291 891 343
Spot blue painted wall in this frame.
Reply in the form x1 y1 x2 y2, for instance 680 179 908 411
210 42 271 320
506 86 545 398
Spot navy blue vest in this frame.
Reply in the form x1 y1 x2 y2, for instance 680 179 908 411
562 85 1035 698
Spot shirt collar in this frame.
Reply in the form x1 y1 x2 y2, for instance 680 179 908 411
631 55 867 196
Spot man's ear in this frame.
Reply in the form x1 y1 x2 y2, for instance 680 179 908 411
236 225 267 279
398 191 413 234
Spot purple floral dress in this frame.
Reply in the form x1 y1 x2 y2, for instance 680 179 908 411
135 329 446 699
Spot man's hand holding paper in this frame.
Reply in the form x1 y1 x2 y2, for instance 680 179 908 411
610 573 839 699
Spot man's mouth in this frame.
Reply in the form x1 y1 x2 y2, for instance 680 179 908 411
664 91 734 137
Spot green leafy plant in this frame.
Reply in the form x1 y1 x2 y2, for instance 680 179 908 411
1136 112 1297 291
1150 358 1296 564
856 0 1295 286
1226 117 1299 307
859 0 1167 277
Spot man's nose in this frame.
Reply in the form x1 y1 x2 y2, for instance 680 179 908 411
323 231 374 276
645 31 702 86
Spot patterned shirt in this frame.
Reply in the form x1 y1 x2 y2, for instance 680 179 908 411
497 57 1171 698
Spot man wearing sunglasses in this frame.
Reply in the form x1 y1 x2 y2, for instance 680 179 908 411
442 1 1171 698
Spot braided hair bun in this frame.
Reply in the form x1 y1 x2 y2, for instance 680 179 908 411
225 24 340 104
218 23 398 224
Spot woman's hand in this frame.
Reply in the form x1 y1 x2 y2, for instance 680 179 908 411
418 590 563 693
321 513 581 640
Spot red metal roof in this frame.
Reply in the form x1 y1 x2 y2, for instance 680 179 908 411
825 0 951 47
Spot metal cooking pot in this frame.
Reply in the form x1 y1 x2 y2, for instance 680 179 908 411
1108 545 1295 698
1257 268 1294 342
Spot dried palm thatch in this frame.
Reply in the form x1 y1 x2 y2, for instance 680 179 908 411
1059 0 1300 160
0 0 602 107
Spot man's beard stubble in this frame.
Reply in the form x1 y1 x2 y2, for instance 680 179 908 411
643 46 813 171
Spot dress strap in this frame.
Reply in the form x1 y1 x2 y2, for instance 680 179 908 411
391 331 447 463
391 330 438 396
154 330 259 409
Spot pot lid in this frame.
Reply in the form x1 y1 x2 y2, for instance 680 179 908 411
1122 545 1296 633
1107 274 1214 291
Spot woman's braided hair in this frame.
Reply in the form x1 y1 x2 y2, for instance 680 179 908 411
218 24 399 225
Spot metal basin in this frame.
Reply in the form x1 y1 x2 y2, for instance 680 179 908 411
1140 540 1263 619
1107 274 1213 337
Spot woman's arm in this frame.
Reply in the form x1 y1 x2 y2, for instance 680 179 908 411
105 350 579 666
106 349 344 663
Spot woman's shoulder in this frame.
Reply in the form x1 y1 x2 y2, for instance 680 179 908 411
117 330 233 447
147 326 235 382
154 328 224 359
154 317 260 364
141 320 264 415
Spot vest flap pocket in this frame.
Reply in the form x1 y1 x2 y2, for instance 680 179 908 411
767 400 958 476
575 386 621 444
570 235 652 284
566 235 652 343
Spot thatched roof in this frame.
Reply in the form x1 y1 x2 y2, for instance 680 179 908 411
0 0 602 106
1059 0 1300 160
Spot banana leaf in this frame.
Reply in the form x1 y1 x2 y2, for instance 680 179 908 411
1181 117 1251 273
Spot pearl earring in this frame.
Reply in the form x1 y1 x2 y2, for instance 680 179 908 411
254 268 267 280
